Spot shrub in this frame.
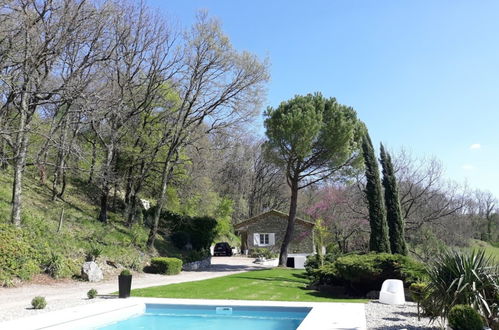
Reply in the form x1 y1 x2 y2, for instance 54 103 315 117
42 252 78 279
87 288 98 299
31 296 47 309
249 248 278 259
0 224 41 286
85 246 102 262
120 269 132 276
447 305 483 330
183 249 211 263
423 250 499 325
410 282 428 320
150 257 182 275
188 216 218 250
153 210 218 251
313 253 426 296
305 253 342 283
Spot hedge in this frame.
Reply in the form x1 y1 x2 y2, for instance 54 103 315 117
150 257 182 275
313 253 426 296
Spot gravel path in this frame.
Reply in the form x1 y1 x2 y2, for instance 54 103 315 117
366 301 442 330
0 257 266 322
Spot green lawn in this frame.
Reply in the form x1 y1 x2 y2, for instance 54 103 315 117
131 268 367 303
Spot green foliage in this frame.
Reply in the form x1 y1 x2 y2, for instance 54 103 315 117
150 257 183 275
423 250 499 324
410 282 428 320
305 252 341 282
380 143 407 255
85 246 102 262
313 253 426 296
0 223 41 286
264 93 364 171
42 252 78 279
182 249 211 263
120 269 132 276
31 296 47 309
249 248 278 259
409 282 428 302
171 231 190 249
87 288 98 299
362 133 390 253
447 305 484 330
213 197 238 246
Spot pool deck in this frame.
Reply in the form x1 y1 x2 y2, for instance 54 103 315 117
0 297 367 330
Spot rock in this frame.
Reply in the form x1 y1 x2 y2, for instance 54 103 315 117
81 261 103 282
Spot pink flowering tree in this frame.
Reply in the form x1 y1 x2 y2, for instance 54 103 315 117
305 185 369 253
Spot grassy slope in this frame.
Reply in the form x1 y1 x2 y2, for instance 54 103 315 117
131 268 368 303
468 239 499 261
0 170 162 281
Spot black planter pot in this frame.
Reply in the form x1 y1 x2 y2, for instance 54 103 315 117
118 275 132 298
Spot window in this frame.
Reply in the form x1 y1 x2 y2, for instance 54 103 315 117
253 233 275 246
260 233 269 245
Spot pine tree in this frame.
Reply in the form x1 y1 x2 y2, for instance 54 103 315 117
362 133 390 253
380 143 407 255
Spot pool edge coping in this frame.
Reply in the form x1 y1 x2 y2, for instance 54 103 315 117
0 297 367 330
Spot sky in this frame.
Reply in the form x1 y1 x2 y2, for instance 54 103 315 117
149 0 499 198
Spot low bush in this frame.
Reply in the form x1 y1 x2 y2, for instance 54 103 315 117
0 224 41 286
85 246 102 262
150 257 182 275
120 269 132 276
42 252 78 279
87 288 98 299
249 248 278 259
410 282 428 320
305 253 341 281
313 253 426 296
31 296 47 309
447 305 483 330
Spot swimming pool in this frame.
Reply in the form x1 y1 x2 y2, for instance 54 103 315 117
0 298 367 329
99 304 311 330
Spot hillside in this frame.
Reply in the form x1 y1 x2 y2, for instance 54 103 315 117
0 170 166 286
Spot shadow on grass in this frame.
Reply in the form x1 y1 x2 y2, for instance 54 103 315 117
291 272 309 280
232 275 307 284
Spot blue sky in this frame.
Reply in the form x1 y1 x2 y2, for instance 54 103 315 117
149 0 499 198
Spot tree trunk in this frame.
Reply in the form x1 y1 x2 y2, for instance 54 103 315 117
146 161 171 248
279 179 299 266
88 139 97 184
57 207 65 233
98 146 114 223
52 118 69 200
11 94 29 227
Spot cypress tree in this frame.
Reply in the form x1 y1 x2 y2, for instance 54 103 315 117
380 143 407 255
361 133 390 253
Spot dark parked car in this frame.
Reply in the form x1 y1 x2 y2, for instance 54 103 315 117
213 242 233 256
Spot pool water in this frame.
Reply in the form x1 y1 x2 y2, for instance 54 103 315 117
99 304 311 330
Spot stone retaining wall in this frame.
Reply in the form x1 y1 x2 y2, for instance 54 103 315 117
182 257 211 271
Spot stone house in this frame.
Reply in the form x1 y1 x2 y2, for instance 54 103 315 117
234 209 315 256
